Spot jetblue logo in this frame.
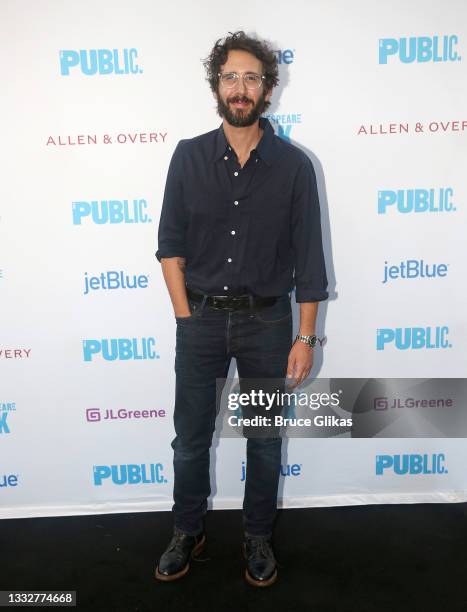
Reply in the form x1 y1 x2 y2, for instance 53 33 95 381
93 463 166 486
376 326 451 350
379 36 460 64
382 260 448 284
264 113 302 143
0 473 19 488
60 48 141 75
72 199 150 225
241 461 301 481
378 188 455 214
0 402 16 436
376 454 447 475
84 271 149 295
274 49 294 64
83 338 158 361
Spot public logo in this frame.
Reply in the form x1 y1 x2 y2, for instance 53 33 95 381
376 327 451 351
72 199 150 225
379 36 460 64
83 271 149 295
241 461 301 481
0 402 16 435
378 188 455 214
60 48 141 75
93 463 167 485
376 453 447 475
382 260 448 284
82 337 158 362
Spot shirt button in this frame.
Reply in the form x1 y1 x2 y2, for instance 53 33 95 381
231 230 236 235
234 200 239 205
234 171 239 176
224 285 228 290
227 258 232 262
224 155 228 160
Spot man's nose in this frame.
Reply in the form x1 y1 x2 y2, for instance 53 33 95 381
235 75 247 95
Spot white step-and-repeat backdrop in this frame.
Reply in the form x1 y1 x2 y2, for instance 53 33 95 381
1 0 466 518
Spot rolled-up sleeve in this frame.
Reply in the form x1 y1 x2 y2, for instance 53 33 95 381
291 157 328 302
155 140 187 262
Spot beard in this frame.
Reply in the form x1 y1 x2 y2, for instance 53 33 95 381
217 91 268 127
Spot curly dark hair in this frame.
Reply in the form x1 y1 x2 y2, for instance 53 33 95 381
203 31 279 95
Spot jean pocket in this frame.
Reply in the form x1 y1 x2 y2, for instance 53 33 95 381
254 295 292 324
175 315 194 323
175 299 200 323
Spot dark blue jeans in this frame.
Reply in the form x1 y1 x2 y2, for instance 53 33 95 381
172 292 293 537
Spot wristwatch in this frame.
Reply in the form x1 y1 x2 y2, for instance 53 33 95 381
295 334 317 348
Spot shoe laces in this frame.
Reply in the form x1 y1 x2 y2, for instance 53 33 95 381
246 536 275 561
166 530 187 559
168 529 211 563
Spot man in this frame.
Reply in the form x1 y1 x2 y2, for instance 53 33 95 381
154 31 328 587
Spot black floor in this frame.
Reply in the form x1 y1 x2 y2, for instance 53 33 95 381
2 503 467 611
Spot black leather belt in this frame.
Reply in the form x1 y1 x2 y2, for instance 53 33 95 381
186 287 277 310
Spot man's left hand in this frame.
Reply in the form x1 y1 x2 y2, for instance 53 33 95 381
286 341 313 388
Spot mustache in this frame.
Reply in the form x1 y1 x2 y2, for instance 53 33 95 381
227 95 253 105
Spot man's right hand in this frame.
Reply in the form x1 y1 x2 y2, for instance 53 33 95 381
175 312 192 319
160 257 192 319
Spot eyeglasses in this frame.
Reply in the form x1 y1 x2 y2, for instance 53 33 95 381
217 71 265 90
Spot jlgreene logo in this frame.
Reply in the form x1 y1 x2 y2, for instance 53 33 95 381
241 461 301 481
86 407 166 422
374 396 453 410
60 48 141 75
376 454 447 475
379 35 460 64
378 188 455 214
376 326 451 351
0 402 16 435
72 199 150 225
82 338 158 362
382 260 448 284
93 463 167 485
84 271 149 295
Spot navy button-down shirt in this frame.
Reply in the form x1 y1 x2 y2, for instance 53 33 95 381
155 117 328 302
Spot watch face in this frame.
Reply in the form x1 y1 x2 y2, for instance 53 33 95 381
297 334 317 347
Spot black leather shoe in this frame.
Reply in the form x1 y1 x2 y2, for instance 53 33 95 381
155 527 206 581
243 534 278 587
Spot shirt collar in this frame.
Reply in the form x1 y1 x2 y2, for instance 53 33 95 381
214 117 275 167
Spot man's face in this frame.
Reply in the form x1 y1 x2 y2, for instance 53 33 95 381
216 49 271 127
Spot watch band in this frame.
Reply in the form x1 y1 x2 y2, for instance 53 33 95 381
295 334 317 348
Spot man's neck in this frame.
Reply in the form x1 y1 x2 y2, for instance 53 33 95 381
222 119 263 167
